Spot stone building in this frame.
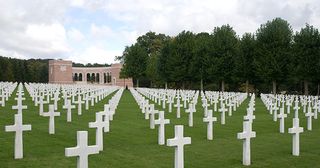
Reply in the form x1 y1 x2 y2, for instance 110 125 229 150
48 60 133 87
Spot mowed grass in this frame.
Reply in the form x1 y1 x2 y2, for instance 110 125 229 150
1 89 320 168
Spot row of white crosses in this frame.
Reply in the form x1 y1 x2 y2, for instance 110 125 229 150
137 88 200 127
65 87 124 168
260 93 318 156
4 83 32 159
130 88 191 168
0 82 17 107
4 82 120 161
237 94 256 166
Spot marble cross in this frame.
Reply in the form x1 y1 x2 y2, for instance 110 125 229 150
43 104 60 134
65 131 100 168
185 103 196 127
277 107 287 133
288 118 303 156
63 99 75 122
89 112 105 151
167 125 191 168
219 103 227 125
203 110 217 140
305 110 314 131
154 111 170 145
174 99 183 118
5 113 31 159
237 120 256 166
149 104 158 129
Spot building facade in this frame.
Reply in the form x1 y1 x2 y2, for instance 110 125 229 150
48 60 133 87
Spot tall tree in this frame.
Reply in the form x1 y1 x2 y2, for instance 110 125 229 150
293 24 320 95
209 25 239 92
236 33 256 93
190 32 211 90
255 18 293 94
121 44 148 87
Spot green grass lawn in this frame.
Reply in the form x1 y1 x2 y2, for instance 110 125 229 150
1 89 320 168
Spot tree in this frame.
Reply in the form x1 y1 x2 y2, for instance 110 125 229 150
255 18 293 94
209 25 239 92
236 33 256 93
293 24 320 95
190 32 211 90
121 44 148 87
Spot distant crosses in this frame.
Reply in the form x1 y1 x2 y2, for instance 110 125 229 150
63 99 75 122
65 131 100 168
167 125 191 168
89 112 105 151
277 107 287 133
5 113 32 159
12 92 27 115
237 120 256 166
154 111 170 145
219 103 227 125
288 118 304 156
43 105 61 134
203 110 217 140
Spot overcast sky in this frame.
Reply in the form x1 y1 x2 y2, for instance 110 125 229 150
0 0 319 64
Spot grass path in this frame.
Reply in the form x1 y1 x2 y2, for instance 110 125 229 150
1 89 320 167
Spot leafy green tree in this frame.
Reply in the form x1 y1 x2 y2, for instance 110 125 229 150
293 24 320 95
121 44 148 87
236 33 256 93
255 18 293 94
190 32 211 90
209 25 239 92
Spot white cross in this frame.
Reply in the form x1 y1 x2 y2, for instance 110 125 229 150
149 104 158 129
65 131 100 168
154 111 170 145
101 104 110 133
43 104 60 134
167 125 191 168
185 103 196 127
5 113 31 159
168 97 174 113
12 94 27 114
273 104 279 122
63 99 75 122
174 99 183 118
39 96 44 116
305 110 314 131
244 108 255 122
89 112 105 151
288 118 303 156
237 121 256 166
52 91 60 111
277 107 287 133
203 110 217 140
219 104 227 125
74 94 84 115
293 104 300 118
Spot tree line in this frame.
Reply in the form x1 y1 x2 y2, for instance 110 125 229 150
117 18 320 95
0 57 112 84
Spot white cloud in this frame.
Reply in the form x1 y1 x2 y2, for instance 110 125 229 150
1 0 320 63
68 46 121 64
68 28 85 41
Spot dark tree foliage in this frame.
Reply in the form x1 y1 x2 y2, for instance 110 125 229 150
255 18 293 94
0 56 48 83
